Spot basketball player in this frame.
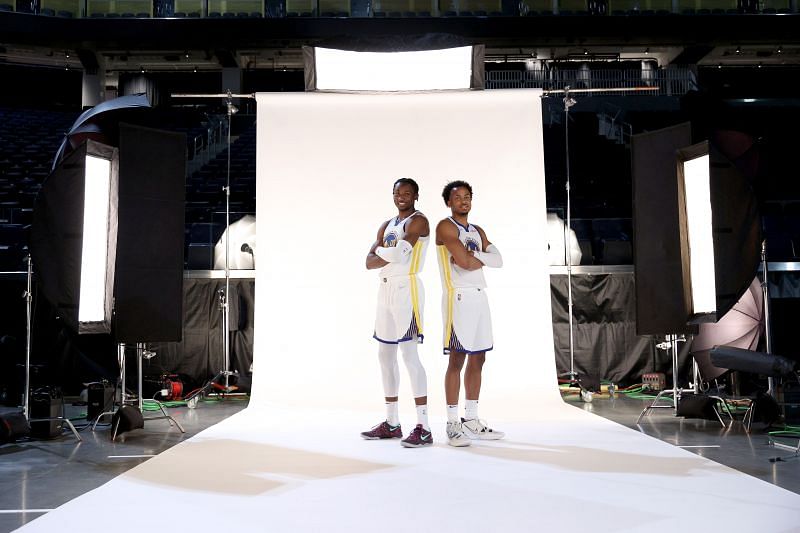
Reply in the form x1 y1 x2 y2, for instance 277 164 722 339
361 178 432 448
436 180 504 447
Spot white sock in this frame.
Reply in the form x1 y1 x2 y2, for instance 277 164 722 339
447 404 459 423
416 404 429 430
386 402 399 426
465 399 479 421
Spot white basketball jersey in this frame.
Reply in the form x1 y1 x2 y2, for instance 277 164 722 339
379 211 429 278
437 217 487 289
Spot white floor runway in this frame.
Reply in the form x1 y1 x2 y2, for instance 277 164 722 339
14 401 800 532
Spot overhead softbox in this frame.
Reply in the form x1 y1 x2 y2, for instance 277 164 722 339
303 35 485 91
31 140 119 335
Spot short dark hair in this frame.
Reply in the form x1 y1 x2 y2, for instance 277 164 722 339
442 180 472 205
393 178 419 195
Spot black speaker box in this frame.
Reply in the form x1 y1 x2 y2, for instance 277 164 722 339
87 381 115 421
0 412 31 444
30 387 64 439
112 405 144 437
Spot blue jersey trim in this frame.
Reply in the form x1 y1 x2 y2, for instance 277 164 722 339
374 333 425 345
448 216 472 233
373 333 399 345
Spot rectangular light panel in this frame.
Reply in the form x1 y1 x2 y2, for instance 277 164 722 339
314 46 474 91
682 154 717 315
78 154 112 325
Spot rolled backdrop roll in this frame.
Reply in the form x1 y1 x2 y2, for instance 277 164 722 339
253 89 560 419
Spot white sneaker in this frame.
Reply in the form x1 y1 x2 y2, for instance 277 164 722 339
446 421 471 447
461 418 505 440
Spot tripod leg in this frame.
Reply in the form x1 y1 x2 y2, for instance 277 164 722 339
62 419 83 442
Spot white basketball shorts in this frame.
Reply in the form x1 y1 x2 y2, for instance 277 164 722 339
441 287 493 354
374 275 424 344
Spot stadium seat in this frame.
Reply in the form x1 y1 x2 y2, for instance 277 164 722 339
601 239 632 265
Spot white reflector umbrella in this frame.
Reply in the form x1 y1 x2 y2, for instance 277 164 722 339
214 215 256 270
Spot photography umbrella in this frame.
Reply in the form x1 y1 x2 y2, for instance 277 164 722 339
51 93 151 172
690 277 763 381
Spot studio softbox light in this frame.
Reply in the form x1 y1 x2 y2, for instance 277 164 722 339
676 141 761 324
632 124 760 334
31 140 119 334
303 35 484 92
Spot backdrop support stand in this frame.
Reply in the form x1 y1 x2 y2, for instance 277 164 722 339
543 86 659 400
173 91 256 406
558 86 578 386
22 256 82 442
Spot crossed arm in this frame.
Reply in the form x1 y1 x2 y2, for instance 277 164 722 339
434 220 498 271
365 216 429 270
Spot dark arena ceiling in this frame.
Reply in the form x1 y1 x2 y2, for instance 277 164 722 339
1 12 800 74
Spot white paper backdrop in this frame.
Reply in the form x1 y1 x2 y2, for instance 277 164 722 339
253 89 561 419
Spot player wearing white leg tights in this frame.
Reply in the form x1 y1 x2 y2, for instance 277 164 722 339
437 180 505 447
361 178 432 448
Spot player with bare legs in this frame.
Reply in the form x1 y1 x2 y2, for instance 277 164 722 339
436 180 504 447
361 178 432 448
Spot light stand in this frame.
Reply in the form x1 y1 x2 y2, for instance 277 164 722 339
95 343 185 440
542 86 659 397
135 343 184 433
561 87 577 383
761 240 776 397
22 256 82 442
636 334 731 427
92 343 126 430
636 334 683 421
220 92 238 393
171 90 256 406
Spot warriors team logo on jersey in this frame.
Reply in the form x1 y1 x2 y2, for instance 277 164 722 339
464 237 480 252
384 231 399 248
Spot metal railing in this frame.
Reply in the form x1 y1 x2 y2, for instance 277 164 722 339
187 117 227 176
8 0 796 16
485 68 698 96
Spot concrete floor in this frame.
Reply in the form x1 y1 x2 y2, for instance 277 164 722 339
570 393 800 495
0 397 249 532
0 393 798 532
